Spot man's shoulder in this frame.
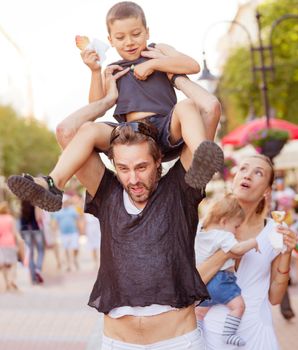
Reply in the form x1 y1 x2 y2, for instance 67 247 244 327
88 166 120 202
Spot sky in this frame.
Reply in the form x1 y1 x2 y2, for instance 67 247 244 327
0 0 243 130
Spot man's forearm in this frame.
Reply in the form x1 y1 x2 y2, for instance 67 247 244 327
151 56 200 75
56 95 115 147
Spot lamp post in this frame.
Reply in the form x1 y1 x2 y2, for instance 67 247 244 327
198 12 298 129
0 25 34 117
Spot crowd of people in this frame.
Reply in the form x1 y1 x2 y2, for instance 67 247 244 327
0 193 101 291
1 1 298 350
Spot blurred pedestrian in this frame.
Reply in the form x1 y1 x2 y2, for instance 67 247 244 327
272 175 296 320
84 213 101 269
20 201 45 284
0 201 19 291
52 196 80 271
39 209 62 270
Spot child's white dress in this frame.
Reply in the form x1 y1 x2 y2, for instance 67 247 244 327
203 219 280 350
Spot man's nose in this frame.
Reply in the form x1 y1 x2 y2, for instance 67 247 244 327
129 171 138 184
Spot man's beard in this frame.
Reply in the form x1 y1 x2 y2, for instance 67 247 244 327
127 181 153 204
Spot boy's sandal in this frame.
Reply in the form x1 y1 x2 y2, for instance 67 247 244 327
7 174 63 212
185 140 224 190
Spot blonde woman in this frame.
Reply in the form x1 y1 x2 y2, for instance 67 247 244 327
195 194 258 347
198 155 297 350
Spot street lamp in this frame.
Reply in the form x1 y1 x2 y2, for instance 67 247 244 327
197 51 218 94
199 12 298 129
0 25 34 117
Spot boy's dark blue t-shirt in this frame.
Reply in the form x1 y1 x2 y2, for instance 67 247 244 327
109 44 177 120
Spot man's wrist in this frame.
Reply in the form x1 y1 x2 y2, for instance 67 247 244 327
171 74 189 90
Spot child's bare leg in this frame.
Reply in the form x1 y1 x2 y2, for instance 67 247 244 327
174 77 221 140
48 122 113 189
195 305 210 333
222 295 246 347
170 99 206 153
7 122 113 211
170 98 223 189
195 305 210 321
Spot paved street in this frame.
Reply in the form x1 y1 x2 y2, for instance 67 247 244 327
0 242 103 350
0 242 297 350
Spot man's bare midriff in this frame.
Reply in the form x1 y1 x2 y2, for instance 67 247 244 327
103 305 196 345
126 111 156 122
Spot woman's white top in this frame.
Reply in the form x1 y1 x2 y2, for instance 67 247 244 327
203 219 280 350
195 229 238 270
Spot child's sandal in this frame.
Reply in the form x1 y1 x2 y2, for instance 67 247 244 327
185 141 224 190
7 174 63 212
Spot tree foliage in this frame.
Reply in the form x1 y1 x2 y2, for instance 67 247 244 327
0 105 60 177
218 0 298 133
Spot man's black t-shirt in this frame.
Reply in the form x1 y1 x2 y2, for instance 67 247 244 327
85 160 209 314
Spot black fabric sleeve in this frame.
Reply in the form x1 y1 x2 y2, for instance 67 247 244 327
84 167 117 218
168 160 206 206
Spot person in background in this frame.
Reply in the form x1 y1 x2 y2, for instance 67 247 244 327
52 196 80 271
20 200 45 284
0 201 19 291
272 175 296 320
39 209 61 270
84 213 101 269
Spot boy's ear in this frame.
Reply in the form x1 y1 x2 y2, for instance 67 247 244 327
146 27 150 40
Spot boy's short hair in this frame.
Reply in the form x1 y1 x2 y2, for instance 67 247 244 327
106 1 147 33
203 193 245 229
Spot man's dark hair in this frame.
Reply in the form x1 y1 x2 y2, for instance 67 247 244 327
107 123 162 178
106 1 147 33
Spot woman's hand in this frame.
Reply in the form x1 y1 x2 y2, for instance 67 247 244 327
81 49 101 71
276 225 297 253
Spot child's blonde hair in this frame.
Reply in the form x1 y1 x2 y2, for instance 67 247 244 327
203 193 245 229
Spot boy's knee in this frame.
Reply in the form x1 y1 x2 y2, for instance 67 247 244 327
174 99 196 118
206 97 222 122
56 123 74 148
56 121 94 148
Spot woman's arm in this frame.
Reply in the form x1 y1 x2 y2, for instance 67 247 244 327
269 226 297 304
197 250 231 284
269 253 291 305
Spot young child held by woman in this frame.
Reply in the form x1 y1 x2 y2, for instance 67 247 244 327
195 193 259 347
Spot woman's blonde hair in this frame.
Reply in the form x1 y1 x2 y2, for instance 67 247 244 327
0 201 10 214
203 193 245 229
